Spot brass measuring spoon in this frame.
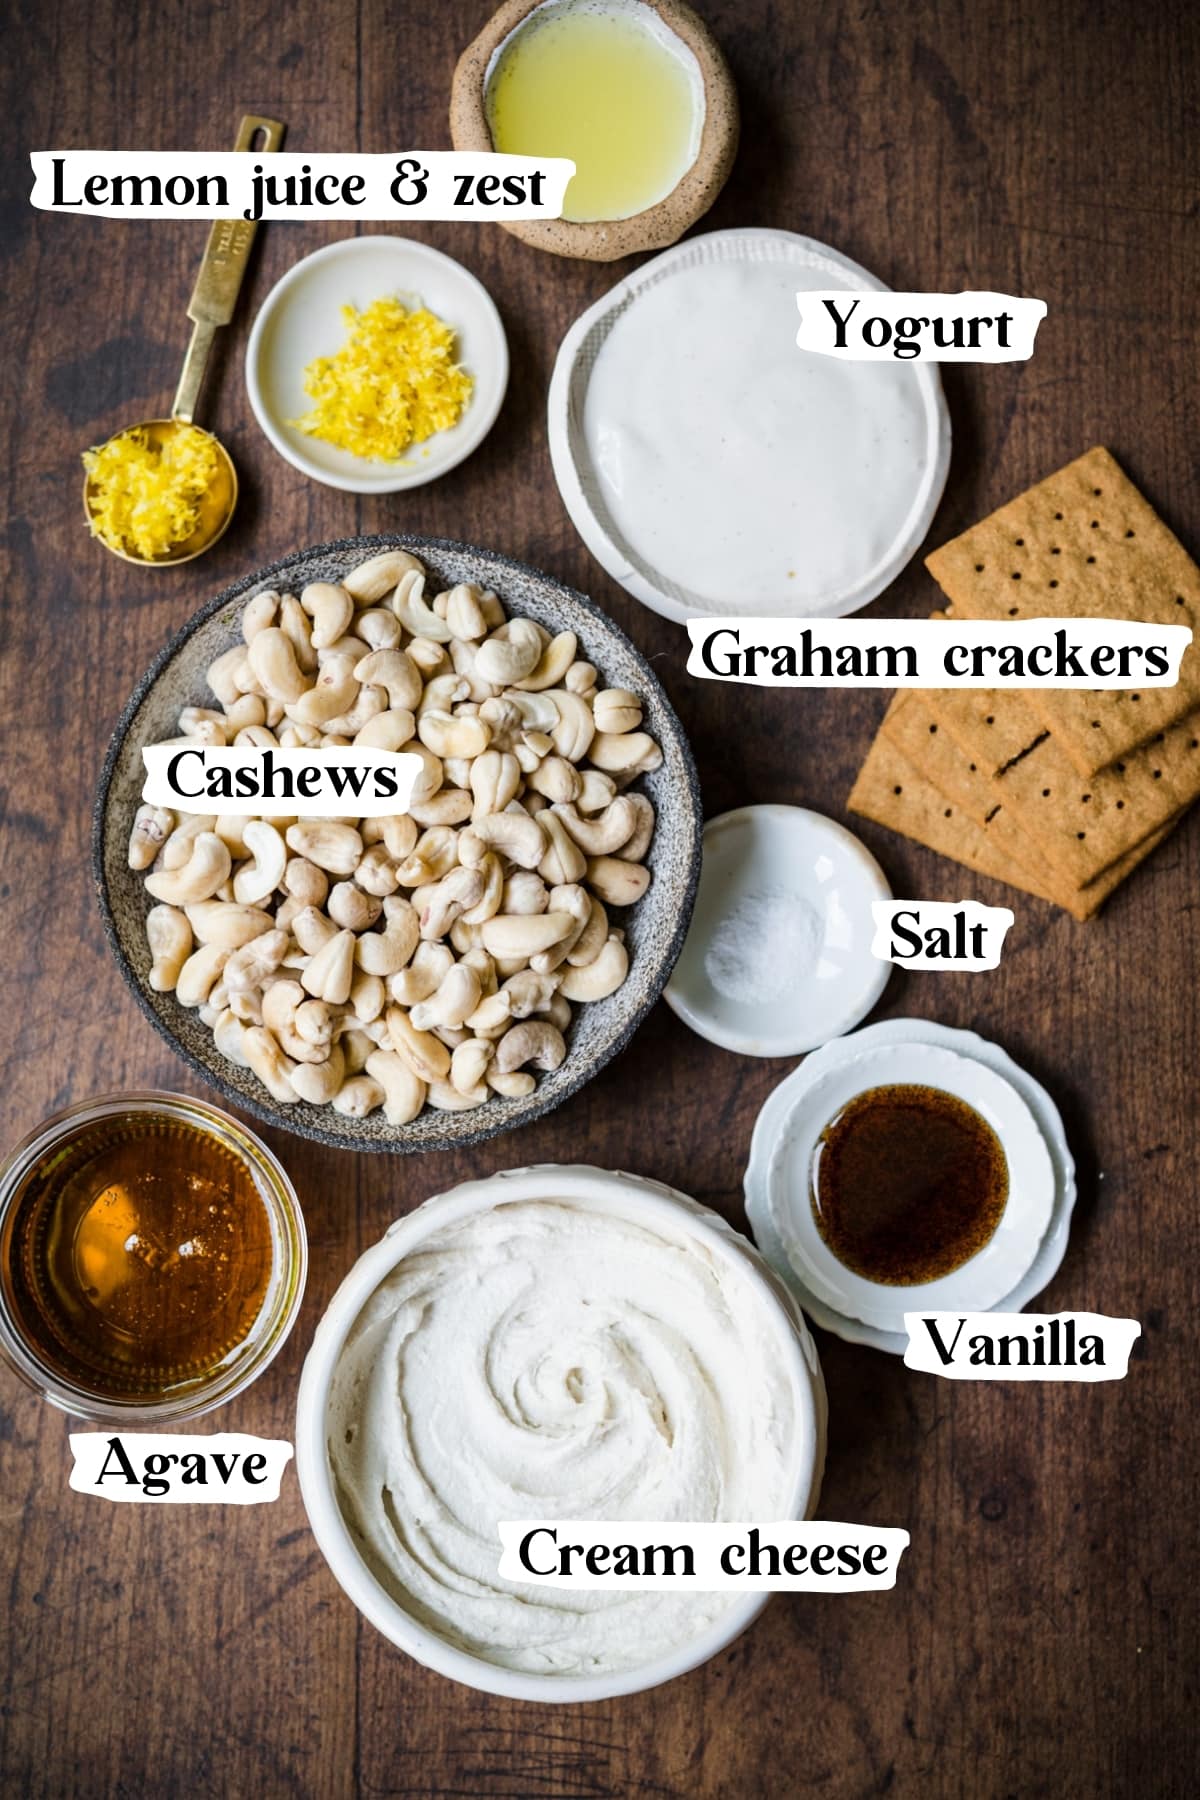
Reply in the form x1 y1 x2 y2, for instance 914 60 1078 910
83 113 286 568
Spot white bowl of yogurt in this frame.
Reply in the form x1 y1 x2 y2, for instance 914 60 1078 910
295 1164 826 1702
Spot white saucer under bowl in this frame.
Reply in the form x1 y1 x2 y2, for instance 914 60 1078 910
745 1019 1077 1354
663 806 892 1056
246 236 509 493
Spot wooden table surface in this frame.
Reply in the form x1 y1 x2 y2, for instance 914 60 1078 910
2 1 1196 1794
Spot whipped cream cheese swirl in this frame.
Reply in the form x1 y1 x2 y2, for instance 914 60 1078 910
328 1198 799 1675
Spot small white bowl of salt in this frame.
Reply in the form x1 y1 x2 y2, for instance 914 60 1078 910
664 806 892 1057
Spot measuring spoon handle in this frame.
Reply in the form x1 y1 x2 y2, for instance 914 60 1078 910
173 114 286 423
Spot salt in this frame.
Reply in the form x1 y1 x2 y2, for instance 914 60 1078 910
703 888 821 1008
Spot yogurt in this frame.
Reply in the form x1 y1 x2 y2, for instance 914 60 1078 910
327 1196 799 1675
572 237 946 617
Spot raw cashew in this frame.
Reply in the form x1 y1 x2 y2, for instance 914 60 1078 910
179 706 227 746
418 865 485 940
548 689 595 763
129 804 175 871
577 769 617 814
224 928 288 993
560 934 628 1001
390 941 454 1007
426 1079 489 1112
567 895 609 967
247 628 309 704
222 695 268 733
588 730 663 775
285 821 364 876
355 897 420 976
531 884 591 974
527 756 581 805
586 856 652 907
232 821 287 906
284 658 359 727
502 871 549 914
348 969 386 1025
242 590 280 642
301 581 354 649
470 810 545 870
470 749 521 820
185 900 275 949
495 1020 566 1074
407 788 473 828
538 810 587 887
284 857 329 908
450 1037 493 1095
487 1069 536 1098
278 594 318 671
344 548 425 605
354 708 415 752
290 1045 346 1106
301 929 356 1004
443 583 489 641
207 645 251 706
355 843 400 897
332 1073 383 1117
356 608 402 652
386 1005 452 1082
619 793 655 861
328 881 382 932
322 685 385 737
393 570 453 641
592 688 643 735
515 630 577 692
243 1027 299 1103
354 648 423 711
411 962 482 1032
292 905 339 955
475 619 542 686
554 796 638 857
176 943 229 1009
214 1008 250 1067
480 911 574 959
144 832 231 906
146 905 192 993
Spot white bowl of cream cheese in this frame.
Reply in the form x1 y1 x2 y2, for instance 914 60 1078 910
548 227 951 623
295 1164 826 1701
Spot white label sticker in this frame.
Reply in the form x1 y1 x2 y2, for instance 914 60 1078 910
795 291 1047 361
31 151 574 221
69 1433 294 1503
141 745 420 818
685 617 1191 689
903 1313 1141 1381
497 1521 910 1592
871 900 1014 970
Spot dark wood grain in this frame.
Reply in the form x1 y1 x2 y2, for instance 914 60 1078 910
1 1 1197 1794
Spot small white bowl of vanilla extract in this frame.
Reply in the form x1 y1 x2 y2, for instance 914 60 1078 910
0 1093 305 1424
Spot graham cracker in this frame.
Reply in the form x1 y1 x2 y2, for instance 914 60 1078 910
923 682 1200 886
847 726 1174 921
881 694 1067 886
925 447 1200 776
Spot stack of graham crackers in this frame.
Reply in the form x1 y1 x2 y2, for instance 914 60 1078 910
849 448 1200 919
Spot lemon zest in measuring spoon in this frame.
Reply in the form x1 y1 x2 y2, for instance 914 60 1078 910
83 425 220 561
293 297 474 462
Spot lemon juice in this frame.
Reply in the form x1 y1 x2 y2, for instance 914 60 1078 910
486 0 704 223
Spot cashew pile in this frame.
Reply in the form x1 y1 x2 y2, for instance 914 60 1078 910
130 550 661 1125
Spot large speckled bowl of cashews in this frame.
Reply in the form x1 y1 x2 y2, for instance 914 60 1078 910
94 536 701 1152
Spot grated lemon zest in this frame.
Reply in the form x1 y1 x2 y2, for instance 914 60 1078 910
83 425 220 560
292 297 474 463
